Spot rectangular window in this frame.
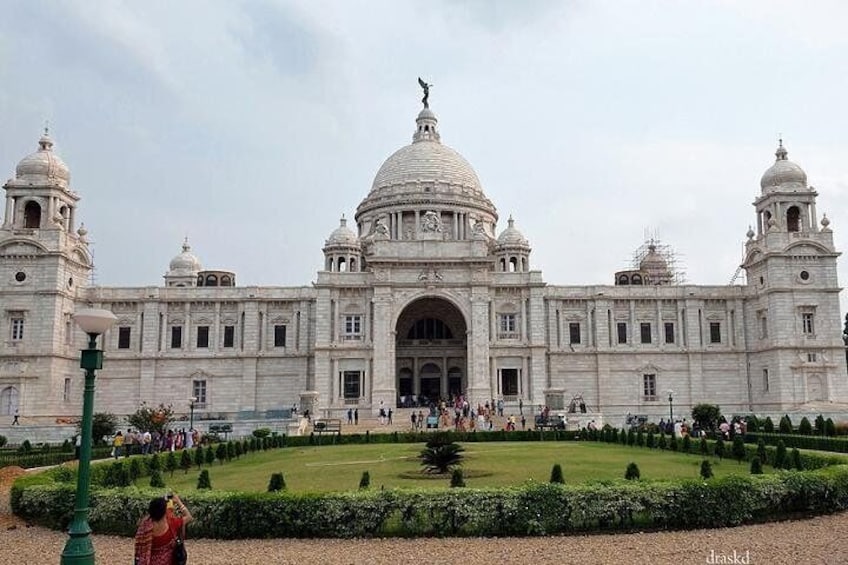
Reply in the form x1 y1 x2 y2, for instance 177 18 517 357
11 318 24 341
343 370 361 399
223 325 235 348
762 368 769 392
118 326 131 349
709 322 721 344
807 352 818 362
617 322 627 344
569 322 581 344
760 315 768 339
499 314 518 338
500 368 519 396
640 322 652 344
274 324 287 347
63 378 71 402
802 312 815 336
643 374 657 400
170 326 182 349
344 315 362 340
192 379 207 408
664 322 675 344
196 326 209 348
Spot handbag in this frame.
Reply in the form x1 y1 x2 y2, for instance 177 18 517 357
172 522 187 565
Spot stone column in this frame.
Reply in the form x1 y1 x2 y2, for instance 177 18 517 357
371 290 396 410
466 290 491 406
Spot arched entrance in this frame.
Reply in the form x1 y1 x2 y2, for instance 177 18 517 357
395 297 467 407
0 386 19 416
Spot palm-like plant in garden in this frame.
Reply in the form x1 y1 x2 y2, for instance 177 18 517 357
419 433 464 474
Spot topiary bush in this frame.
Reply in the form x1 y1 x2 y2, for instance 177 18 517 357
636 430 645 447
682 435 691 454
714 438 725 460
180 449 193 474
205 446 215 466
165 451 178 477
775 440 787 469
252 428 271 439
149 469 165 488
700 460 714 480
194 447 204 470
791 448 803 470
215 444 227 465
669 435 678 452
549 463 564 484
750 456 763 474
763 417 775 433
779 415 793 434
0 435 6 447
646 431 655 449
197 469 212 490
359 471 371 490
700 437 709 456
450 468 466 488
658 433 668 451
815 414 826 435
624 462 640 480
268 472 286 492
732 435 746 463
799 417 813 436
757 438 767 465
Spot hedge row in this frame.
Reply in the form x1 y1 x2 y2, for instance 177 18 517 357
0 446 113 469
746 432 848 455
11 465 848 538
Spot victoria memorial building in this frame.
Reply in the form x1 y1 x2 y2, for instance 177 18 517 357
2 93 847 426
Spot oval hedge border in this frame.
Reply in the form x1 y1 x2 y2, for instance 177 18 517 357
11 432 848 538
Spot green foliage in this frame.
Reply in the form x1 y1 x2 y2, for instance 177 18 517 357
757 438 767 465
750 456 763 474
149 469 165 488
549 463 564 484
626 429 635 446
252 428 272 438
197 469 212 490
165 451 178 477
691 404 722 431
216 443 227 465
779 415 793 434
227 441 235 461
746 415 760 433
205 446 215 466
61 439 72 453
714 438 725 460
359 471 370 490
128 458 143 483
0 435 6 448
763 417 775 433
700 437 709 456
194 447 204 470
775 440 787 469
799 417 813 435
234 441 243 459
18 440 32 454
450 468 466 488
826 418 836 437
268 472 286 492
815 414 826 435
700 460 714 480
682 435 691 454
791 448 803 470
636 430 644 447
619 429 627 445
732 436 746 463
658 433 668 451
646 431 655 449
624 462 640 480
126 402 174 434
76 412 118 446
180 449 193 474
419 439 465 474
669 435 678 452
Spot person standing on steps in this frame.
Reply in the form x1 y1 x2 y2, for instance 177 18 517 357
12 408 19 425
354 408 359 425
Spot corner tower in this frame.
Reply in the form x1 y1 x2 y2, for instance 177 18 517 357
742 141 848 409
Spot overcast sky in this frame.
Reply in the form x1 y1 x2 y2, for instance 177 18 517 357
2 1 848 304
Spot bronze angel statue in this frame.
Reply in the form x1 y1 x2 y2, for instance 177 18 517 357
418 77 432 108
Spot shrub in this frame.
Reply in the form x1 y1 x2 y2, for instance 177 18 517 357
750 456 763 474
549 464 564 484
205 446 215 466
775 440 787 469
450 468 466 488
627 429 635 446
165 451 178 477
619 429 627 445
197 469 211 490
359 471 370 490
779 415 793 434
419 438 464 474
799 417 813 436
128 458 143 483
127 403 174 435
669 435 678 452
700 460 714 480
636 430 645 447
149 470 165 488
180 450 193 474
234 441 243 459
646 431 655 449
61 439 72 453
226 442 235 461
624 462 640 480
714 438 725 460
658 433 668 450
700 437 709 456
815 414 826 435
763 417 775 433
826 418 836 437
682 435 691 454
747 415 760 432
0 435 6 448
18 440 32 454
268 472 286 492
79 412 118 446
732 435 746 463
691 403 721 431
791 448 803 470
215 444 227 465
194 447 204 470
757 438 767 465
253 428 272 439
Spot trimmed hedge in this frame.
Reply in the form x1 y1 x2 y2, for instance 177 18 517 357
1 446 112 469
746 432 848 455
11 465 848 538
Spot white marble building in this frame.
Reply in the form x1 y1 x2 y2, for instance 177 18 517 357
2 101 847 425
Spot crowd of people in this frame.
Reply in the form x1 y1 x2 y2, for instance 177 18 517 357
110 428 199 459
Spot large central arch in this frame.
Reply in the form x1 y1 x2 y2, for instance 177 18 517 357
395 296 467 407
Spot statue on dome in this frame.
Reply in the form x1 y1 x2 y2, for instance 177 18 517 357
418 77 432 108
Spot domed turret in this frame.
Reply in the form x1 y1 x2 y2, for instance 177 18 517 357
497 215 529 247
639 243 672 284
323 216 362 273
325 215 359 247
760 140 807 193
14 131 70 189
165 238 202 286
495 215 531 272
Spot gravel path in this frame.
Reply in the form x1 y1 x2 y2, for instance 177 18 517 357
3 467 847 564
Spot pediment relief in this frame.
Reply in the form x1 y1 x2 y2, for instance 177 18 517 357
564 313 584 321
497 301 518 313
783 242 830 256
635 363 662 375
0 240 46 256
71 247 92 266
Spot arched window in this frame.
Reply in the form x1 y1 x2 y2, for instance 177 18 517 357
618 275 630 285
197 275 204 286
349 258 357 272
221 275 232 287
632 274 643 285
407 318 453 340
338 257 347 272
24 201 41 228
509 257 518 272
205 274 218 286
787 206 801 232
499 258 506 272
521 257 527 271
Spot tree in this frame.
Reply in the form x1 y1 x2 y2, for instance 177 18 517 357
636 430 645 447
197 469 212 490
691 404 722 432
549 463 564 484
419 434 465 474
682 434 692 454
268 472 286 492
815 414 826 435
78 412 118 446
180 449 193 474
700 460 714 480
147 453 161 474
646 431 655 449
714 438 725 460
194 447 204 470
791 448 803 470
756 438 767 465
700 437 709 456
450 468 466 488
127 402 175 434
359 471 370 489
234 441 243 459
204 446 215 466
763 417 775 433
775 440 787 469
226 441 235 461
732 435 746 463
750 456 763 474
826 418 837 437
779 415 793 434
129 458 143 483
150 470 165 488
799 417 812 435
658 432 668 450
165 451 178 477
215 443 227 465
625 462 640 480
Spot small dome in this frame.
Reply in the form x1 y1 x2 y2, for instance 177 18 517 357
325 216 359 247
639 244 670 279
168 239 202 273
760 141 807 192
497 216 529 247
14 132 70 188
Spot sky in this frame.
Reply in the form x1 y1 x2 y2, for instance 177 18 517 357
2 1 848 303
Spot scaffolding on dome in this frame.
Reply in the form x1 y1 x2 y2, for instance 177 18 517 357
627 230 687 285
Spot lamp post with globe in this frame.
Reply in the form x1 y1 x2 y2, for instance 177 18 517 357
189 396 197 431
667 390 674 423
61 308 117 565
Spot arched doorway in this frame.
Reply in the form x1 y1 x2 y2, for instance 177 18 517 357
0 386 19 416
395 296 467 407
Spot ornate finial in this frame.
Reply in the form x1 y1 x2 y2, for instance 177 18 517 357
182 236 190 252
44 120 50 136
507 214 514 227
821 214 831 230
417 77 432 109
339 214 347 227
775 136 788 161
746 225 755 239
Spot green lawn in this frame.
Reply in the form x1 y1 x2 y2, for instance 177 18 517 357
158 441 760 494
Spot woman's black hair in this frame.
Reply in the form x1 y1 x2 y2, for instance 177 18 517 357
149 496 167 521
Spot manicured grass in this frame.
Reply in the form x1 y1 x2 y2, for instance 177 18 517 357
159 441 761 494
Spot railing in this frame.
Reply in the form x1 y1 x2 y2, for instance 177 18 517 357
396 339 465 347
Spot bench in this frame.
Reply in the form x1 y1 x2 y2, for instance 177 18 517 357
534 416 566 431
208 423 233 437
312 419 342 444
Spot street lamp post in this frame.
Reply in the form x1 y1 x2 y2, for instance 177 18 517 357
61 308 116 565
189 396 197 430
667 390 674 423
